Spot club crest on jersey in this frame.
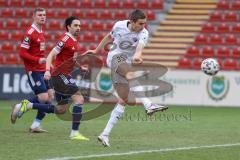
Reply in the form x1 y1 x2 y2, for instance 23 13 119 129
132 37 138 42
40 42 45 51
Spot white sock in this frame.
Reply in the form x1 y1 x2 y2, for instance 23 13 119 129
30 119 41 129
70 130 79 137
138 97 152 110
129 79 152 110
27 102 33 109
102 103 125 136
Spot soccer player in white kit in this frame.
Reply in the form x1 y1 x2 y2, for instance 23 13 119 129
88 9 168 147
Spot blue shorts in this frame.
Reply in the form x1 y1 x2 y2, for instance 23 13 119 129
27 71 50 95
50 74 79 105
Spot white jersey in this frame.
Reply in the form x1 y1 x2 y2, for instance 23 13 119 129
106 20 149 68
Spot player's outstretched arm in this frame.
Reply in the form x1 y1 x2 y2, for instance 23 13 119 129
44 49 57 80
132 43 144 64
20 47 42 63
87 33 112 54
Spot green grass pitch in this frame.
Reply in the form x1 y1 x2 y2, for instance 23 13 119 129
0 100 240 160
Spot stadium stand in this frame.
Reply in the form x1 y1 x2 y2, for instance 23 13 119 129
1 0 239 70
0 0 163 65
141 0 240 70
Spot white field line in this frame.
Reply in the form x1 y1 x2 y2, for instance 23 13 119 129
42 143 240 160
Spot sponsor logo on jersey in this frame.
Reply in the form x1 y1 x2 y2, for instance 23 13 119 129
132 37 138 42
40 42 45 51
23 37 30 43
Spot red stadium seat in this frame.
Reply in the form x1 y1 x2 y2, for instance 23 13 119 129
232 47 240 58
232 1 240 10
0 0 9 7
178 58 191 69
97 49 106 55
232 23 240 33
85 10 98 19
224 11 237 22
108 0 121 8
37 0 51 8
115 10 127 20
216 0 229 10
80 0 92 8
105 21 114 31
5 54 19 65
46 9 55 18
136 0 150 9
18 58 24 65
92 21 105 31
202 46 215 58
72 10 85 19
88 44 98 50
192 58 203 69
94 0 107 8
146 10 155 21
54 31 63 40
56 10 69 18
79 44 87 53
96 32 107 41
11 31 24 41
194 34 208 44
1 42 14 52
24 0 36 7
210 11 222 21
15 8 28 18
216 23 230 33
186 46 200 57
20 19 32 29
0 31 9 40
99 10 113 20
0 54 6 65
80 20 89 31
52 0 64 8
65 0 79 8
151 0 163 9
122 0 136 9
14 43 21 52
6 19 18 29
0 20 3 29
225 34 238 45
82 32 95 42
1 8 13 17
201 22 215 33
10 0 22 7
47 20 62 30
209 34 222 45
216 46 230 58
222 59 238 70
